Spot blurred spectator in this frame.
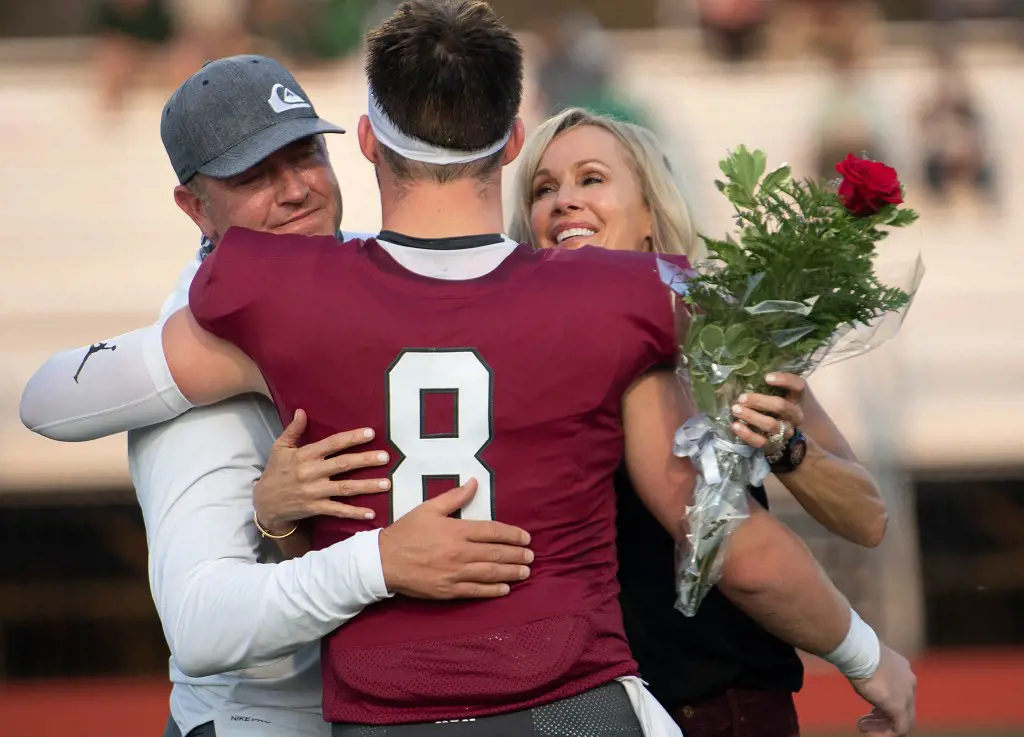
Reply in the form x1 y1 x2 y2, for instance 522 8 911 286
802 0 884 62
306 0 373 60
811 41 888 182
249 0 371 62
534 7 610 115
916 50 997 205
928 0 966 55
166 0 251 85
93 0 173 116
695 0 775 64
1015 0 1024 50
532 6 650 127
927 0 1024 53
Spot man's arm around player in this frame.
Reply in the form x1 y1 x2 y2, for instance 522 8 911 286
22 299 533 678
132 393 529 677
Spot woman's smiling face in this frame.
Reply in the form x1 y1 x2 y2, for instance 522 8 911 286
529 125 653 253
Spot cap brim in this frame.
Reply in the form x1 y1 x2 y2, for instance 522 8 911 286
197 117 345 179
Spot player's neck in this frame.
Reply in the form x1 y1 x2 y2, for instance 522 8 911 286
379 179 506 239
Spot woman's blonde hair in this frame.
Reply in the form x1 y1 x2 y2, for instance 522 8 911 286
508 108 702 260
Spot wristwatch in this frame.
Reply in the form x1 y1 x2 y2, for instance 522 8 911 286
768 429 807 474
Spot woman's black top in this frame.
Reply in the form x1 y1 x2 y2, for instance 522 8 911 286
615 465 804 708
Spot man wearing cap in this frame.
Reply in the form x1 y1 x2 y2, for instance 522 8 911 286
21 55 533 737
163 56 345 245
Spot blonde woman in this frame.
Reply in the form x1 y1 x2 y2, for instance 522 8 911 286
510 108 889 737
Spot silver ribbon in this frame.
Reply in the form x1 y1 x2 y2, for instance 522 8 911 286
673 415 771 487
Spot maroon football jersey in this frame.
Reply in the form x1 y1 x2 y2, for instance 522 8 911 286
189 230 689 724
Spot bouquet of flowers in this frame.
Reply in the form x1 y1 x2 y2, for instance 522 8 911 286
660 149 924 616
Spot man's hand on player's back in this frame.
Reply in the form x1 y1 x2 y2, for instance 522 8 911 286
253 416 533 600
379 479 534 599
850 645 917 737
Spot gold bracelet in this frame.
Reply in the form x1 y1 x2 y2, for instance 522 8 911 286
253 510 298 539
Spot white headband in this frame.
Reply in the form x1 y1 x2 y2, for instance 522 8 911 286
367 88 512 165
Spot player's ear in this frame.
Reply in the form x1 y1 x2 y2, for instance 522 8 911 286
357 115 379 166
502 118 526 166
174 182 216 242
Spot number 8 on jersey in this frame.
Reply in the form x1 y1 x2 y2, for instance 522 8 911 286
386 349 494 523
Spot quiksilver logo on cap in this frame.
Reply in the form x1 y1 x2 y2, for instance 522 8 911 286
268 83 311 113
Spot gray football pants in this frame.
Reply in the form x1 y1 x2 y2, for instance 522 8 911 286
331 681 642 737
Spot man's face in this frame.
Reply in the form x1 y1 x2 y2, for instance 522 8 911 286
175 136 343 244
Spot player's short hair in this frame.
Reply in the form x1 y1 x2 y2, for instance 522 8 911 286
509 108 703 261
365 0 523 183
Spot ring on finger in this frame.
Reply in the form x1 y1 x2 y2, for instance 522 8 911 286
767 419 788 452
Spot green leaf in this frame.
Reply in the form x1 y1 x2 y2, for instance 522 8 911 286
724 323 749 345
725 183 757 210
792 337 827 357
739 272 766 307
714 179 727 193
683 331 699 358
875 205 898 224
697 324 725 354
754 344 775 369
728 145 769 193
722 324 757 358
704 235 746 268
719 156 736 181
752 149 767 185
732 146 758 193
888 208 920 227
735 359 759 377
691 377 718 416
759 164 792 195
728 335 758 358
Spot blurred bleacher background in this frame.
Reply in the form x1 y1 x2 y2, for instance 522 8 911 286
1 0 1022 735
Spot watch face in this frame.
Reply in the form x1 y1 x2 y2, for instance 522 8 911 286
790 439 807 467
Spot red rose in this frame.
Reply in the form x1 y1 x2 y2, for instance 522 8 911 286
835 153 904 216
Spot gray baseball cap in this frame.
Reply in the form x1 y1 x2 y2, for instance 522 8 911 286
161 55 345 184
